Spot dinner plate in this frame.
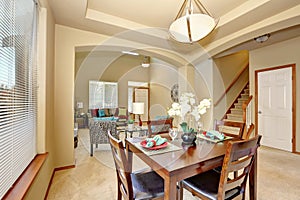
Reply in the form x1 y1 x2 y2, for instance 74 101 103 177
140 140 168 150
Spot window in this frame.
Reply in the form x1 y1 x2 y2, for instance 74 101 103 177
89 81 118 109
0 0 37 198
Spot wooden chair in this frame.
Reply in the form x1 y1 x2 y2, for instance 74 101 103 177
179 134 262 200
107 130 164 200
214 120 245 139
147 117 173 138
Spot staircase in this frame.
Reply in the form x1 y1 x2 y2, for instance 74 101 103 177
223 84 249 123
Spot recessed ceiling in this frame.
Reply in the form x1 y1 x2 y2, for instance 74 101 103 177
44 0 300 56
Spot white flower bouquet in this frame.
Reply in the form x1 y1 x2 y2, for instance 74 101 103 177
167 92 211 132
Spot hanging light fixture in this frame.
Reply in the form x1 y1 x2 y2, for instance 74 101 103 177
169 0 218 43
141 56 150 68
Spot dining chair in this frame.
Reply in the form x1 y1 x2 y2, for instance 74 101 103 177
214 120 245 139
147 117 173 138
107 130 164 200
179 134 262 200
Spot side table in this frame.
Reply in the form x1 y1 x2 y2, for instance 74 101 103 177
125 126 148 138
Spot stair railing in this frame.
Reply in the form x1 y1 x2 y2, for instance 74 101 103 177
214 63 249 107
242 95 253 128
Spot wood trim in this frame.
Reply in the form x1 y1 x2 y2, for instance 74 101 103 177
214 63 249 107
54 165 75 171
255 64 296 152
3 153 48 200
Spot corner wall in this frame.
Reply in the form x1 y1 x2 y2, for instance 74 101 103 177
249 36 300 152
54 25 108 167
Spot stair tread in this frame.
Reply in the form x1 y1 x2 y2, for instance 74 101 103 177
224 119 244 123
227 113 243 117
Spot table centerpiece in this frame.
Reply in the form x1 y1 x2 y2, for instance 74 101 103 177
167 92 211 144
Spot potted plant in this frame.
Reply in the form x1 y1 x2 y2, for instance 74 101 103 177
127 119 134 131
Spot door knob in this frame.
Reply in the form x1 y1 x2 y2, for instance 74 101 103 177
258 111 262 114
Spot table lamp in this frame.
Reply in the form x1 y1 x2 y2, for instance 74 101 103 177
132 102 144 127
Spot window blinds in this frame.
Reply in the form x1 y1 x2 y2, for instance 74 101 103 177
0 0 37 198
89 81 118 109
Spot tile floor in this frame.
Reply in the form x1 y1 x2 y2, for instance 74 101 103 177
47 129 300 200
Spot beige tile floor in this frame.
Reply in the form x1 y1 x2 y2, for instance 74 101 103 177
47 129 300 200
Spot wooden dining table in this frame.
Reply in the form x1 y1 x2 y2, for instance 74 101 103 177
126 136 257 200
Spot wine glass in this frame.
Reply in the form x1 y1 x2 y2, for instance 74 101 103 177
169 128 178 141
197 122 203 138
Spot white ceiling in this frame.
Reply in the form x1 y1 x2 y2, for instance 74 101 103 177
44 0 300 57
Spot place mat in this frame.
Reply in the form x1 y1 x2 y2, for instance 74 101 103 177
198 134 233 143
131 138 182 156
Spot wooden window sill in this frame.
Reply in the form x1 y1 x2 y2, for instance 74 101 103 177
3 153 48 200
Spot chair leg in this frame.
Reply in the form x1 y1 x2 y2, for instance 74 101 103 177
90 144 93 156
117 181 122 200
178 181 184 200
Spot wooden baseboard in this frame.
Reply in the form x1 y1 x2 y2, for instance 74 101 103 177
44 164 75 199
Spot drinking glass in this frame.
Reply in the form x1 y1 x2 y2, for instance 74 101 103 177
169 128 178 141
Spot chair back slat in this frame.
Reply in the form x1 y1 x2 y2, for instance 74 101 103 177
108 130 134 200
217 134 261 200
214 120 245 139
147 118 173 137
228 156 252 172
225 175 245 191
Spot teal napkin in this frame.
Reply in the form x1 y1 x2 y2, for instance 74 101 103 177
206 130 225 140
145 135 167 147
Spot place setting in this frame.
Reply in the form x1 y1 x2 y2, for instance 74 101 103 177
131 130 182 156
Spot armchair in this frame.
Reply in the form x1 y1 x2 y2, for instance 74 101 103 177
89 119 118 156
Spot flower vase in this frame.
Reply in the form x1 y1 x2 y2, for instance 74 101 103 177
181 132 196 145
180 121 196 145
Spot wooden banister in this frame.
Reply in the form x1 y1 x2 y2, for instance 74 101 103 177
243 95 253 122
214 63 249 107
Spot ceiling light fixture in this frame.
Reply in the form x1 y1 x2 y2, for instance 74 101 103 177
254 34 270 43
141 56 150 68
169 0 218 43
121 51 139 56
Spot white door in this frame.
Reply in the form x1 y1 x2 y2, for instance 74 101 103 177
258 67 292 151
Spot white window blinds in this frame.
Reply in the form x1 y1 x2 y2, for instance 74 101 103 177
89 81 118 109
0 0 37 198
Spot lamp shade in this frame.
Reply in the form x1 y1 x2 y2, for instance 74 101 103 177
132 102 144 115
169 13 216 43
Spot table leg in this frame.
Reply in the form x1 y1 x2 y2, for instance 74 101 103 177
249 152 257 200
126 143 133 172
164 176 177 200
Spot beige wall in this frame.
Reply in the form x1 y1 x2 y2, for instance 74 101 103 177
213 50 249 120
75 53 149 112
54 25 108 167
249 36 300 152
149 59 178 119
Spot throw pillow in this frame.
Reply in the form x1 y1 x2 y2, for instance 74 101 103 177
118 108 127 116
98 109 105 117
104 108 110 117
91 109 99 117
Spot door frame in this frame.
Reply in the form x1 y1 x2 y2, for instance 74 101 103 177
255 64 296 152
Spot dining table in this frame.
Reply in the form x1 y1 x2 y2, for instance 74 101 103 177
125 135 257 200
